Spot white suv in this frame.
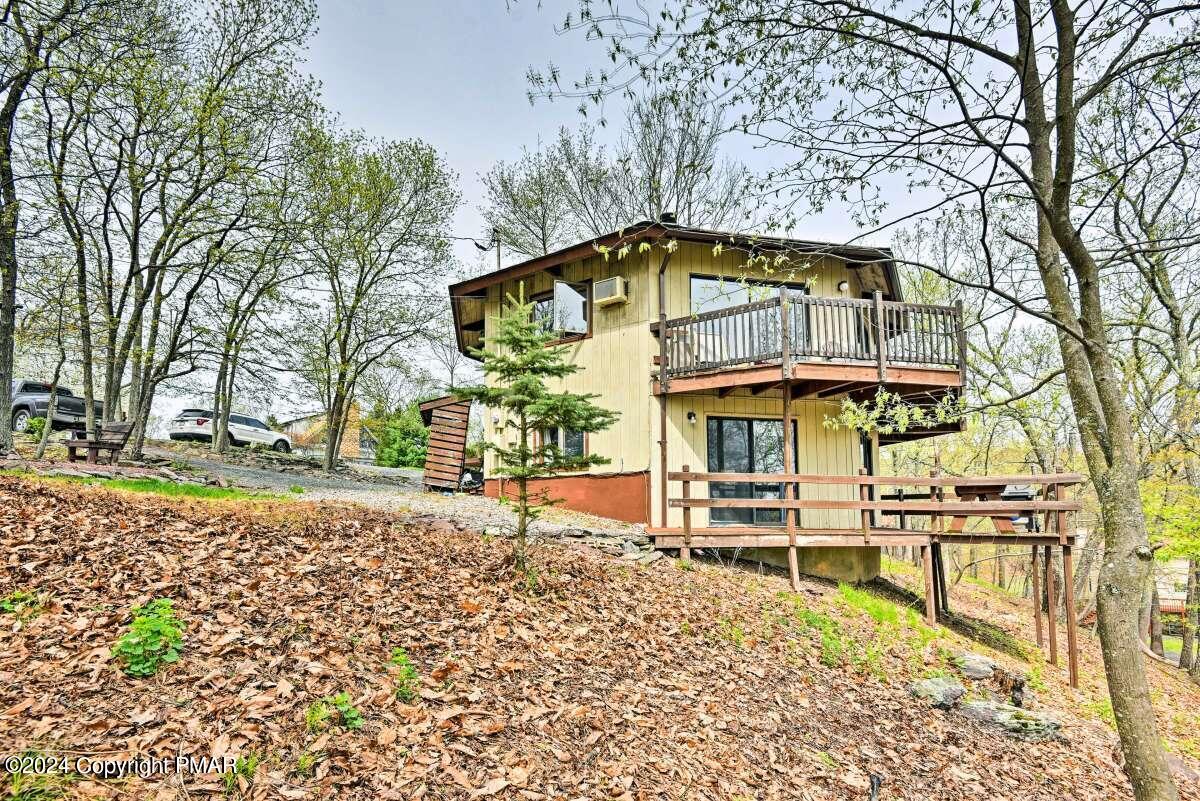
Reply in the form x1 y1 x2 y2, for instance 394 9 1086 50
167 409 291 452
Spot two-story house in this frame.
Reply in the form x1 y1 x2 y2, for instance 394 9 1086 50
448 217 968 578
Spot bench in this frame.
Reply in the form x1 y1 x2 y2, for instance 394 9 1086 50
66 421 134 465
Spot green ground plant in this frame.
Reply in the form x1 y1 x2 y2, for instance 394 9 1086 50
1085 698 1117 729
7 764 75 800
112 599 184 677
293 751 319 776
0 470 270 501
25 417 47 440
390 647 420 701
307 692 364 732
222 753 260 795
1 590 45 620
717 618 748 649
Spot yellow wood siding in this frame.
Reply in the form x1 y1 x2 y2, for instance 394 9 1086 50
481 251 654 477
655 394 876 529
478 238 880 527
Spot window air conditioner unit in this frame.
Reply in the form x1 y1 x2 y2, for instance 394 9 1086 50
593 275 627 307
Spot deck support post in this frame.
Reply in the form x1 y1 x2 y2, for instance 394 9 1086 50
1031 546 1044 648
933 543 949 615
656 254 672 531
780 287 800 591
929 464 948 615
1063 544 1079 688
859 467 871 545
921 544 937 626
1044 544 1058 666
680 465 692 563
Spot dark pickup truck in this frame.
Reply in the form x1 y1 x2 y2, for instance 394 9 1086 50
10 379 104 432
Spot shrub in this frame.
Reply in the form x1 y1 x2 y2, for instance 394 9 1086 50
25 416 47 440
373 403 429 468
112 599 184 677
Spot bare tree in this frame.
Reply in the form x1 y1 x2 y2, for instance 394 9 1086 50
539 2 1200 797
291 124 458 471
481 144 575 257
481 91 751 260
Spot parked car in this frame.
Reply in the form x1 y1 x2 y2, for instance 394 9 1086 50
167 408 291 452
10 379 104 432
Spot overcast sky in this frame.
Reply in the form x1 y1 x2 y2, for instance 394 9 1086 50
159 0 878 424
303 0 616 275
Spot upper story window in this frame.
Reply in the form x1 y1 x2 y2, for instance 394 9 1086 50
690 275 810 314
532 280 589 339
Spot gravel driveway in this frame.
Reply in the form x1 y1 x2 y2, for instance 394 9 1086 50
148 446 642 543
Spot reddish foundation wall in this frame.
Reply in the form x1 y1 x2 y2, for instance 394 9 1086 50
484 472 650 524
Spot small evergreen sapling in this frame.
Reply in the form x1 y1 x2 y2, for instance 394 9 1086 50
456 284 618 576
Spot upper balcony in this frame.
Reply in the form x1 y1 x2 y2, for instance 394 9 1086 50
652 290 965 397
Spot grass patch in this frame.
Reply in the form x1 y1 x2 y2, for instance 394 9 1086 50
6 752 77 799
293 751 319 777
222 753 260 795
1084 697 1116 729
838 583 900 626
717 618 748 649
777 586 938 679
1 469 272 501
102 477 263 500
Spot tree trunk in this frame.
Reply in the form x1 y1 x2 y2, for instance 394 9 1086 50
1179 563 1196 671
323 390 346 472
0 73 33 455
1150 585 1165 658
514 412 529 575
212 354 230 453
35 353 66 460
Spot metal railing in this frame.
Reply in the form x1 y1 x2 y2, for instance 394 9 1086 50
661 291 964 378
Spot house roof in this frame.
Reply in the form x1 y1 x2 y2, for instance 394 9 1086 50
447 220 903 356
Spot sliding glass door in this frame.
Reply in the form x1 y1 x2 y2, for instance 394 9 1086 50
706 416 798 526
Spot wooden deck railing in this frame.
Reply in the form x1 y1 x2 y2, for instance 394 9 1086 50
658 469 1086 686
663 470 1084 547
660 290 965 378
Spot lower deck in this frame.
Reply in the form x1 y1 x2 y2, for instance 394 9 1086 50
650 468 1085 688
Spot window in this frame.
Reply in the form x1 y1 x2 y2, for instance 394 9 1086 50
706 416 798 526
690 275 808 314
532 281 589 338
540 427 585 458
690 275 811 355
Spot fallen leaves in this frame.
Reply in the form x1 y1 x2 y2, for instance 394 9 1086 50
0 476 1193 800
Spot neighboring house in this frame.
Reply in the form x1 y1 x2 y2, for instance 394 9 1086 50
281 404 377 463
448 218 969 581
1158 557 1193 619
